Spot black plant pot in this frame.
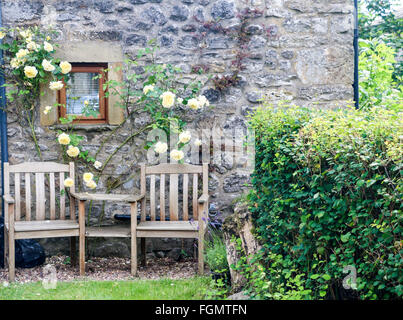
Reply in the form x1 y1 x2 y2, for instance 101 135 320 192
211 270 231 286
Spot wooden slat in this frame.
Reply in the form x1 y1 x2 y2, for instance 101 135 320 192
193 173 198 219
35 173 45 220
146 163 203 174
13 220 79 232
160 174 165 221
70 192 144 202
137 230 198 239
169 174 178 221
49 172 56 220
15 229 79 240
86 226 131 238
150 174 156 221
140 164 146 222
203 163 209 194
183 173 189 221
59 172 65 220
137 221 198 231
25 173 31 221
9 162 70 173
3 163 10 225
69 162 75 220
14 173 21 221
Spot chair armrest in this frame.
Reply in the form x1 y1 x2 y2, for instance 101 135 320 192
3 195 15 204
198 194 209 204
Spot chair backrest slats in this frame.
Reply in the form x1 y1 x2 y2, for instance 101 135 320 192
183 173 188 221
49 172 56 220
25 173 31 221
59 172 65 220
141 163 208 222
3 162 74 222
192 173 198 219
160 174 166 221
69 163 75 220
150 174 156 221
14 173 21 221
169 173 179 221
140 164 146 222
35 173 45 220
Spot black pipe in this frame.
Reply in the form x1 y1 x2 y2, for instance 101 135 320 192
0 1 8 217
353 0 359 109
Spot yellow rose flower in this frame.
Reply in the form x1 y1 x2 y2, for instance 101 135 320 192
179 131 191 144
10 58 21 69
26 41 38 51
42 59 55 72
16 48 29 59
46 36 51 41
197 95 209 107
94 161 102 170
187 98 200 110
24 66 38 78
86 180 97 190
0 31 6 39
154 141 168 154
66 145 80 158
160 91 175 108
83 172 94 183
63 178 74 188
170 149 184 161
60 61 72 74
19 29 32 39
194 138 202 147
49 81 64 91
43 41 53 52
43 106 52 115
143 84 155 94
58 133 71 145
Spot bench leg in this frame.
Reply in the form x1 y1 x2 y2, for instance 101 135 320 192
141 238 146 266
8 230 15 282
70 237 77 266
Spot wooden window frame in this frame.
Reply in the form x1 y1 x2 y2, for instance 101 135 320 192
58 63 108 124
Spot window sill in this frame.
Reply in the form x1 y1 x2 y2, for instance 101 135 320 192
49 124 119 132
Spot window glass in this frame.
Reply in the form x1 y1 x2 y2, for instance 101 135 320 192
66 72 99 115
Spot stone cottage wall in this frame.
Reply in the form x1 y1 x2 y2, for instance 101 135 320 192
1 0 354 258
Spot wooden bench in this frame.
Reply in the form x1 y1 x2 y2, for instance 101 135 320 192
2 162 84 281
135 163 209 275
71 163 209 276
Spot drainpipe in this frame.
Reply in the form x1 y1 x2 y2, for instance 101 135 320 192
0 1 8 217
353 0 359 109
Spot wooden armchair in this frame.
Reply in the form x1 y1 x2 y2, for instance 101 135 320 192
135 163 209 276
2 162 83 281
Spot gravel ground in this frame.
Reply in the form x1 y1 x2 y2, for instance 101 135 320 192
0 255 200 284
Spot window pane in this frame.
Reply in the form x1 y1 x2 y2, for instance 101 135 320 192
66 72 99 115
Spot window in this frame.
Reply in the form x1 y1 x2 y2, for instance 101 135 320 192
58 63 108 123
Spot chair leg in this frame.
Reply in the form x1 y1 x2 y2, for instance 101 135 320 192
131 202 137 276
131 235 137 276
3 226 8 268
8 230 15 282
78 200 86 276
198 235 204 275
70 237 77 266
141 238 146 266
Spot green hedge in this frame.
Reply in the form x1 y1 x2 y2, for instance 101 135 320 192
247 105 402 299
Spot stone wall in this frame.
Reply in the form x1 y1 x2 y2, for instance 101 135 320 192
1 0 354 257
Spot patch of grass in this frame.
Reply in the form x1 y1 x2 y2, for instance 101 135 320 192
0 277 210 300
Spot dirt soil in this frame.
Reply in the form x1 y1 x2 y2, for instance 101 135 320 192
0 255 200 284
